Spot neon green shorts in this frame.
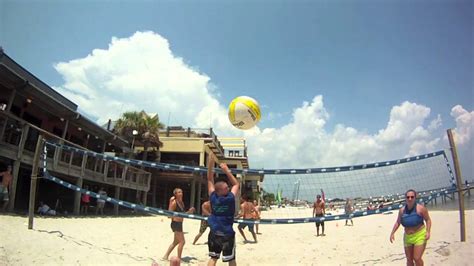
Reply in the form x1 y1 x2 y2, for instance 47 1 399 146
404 227 426 247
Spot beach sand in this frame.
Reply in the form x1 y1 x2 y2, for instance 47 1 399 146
1 208 473 265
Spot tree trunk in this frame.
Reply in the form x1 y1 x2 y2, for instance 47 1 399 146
141 140 149 205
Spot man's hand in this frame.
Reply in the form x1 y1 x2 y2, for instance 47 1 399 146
390 233 395 243
220 163 230 173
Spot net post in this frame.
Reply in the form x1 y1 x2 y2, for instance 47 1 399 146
28 135 44 230
446 129 466 242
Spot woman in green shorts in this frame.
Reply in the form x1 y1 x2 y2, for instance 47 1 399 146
390 189 432 266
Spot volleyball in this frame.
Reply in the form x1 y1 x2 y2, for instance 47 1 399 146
228 96 261 130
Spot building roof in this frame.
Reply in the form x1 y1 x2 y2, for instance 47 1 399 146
0 50 128 147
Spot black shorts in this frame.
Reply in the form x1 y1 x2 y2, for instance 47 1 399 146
199 220 209 234
171 221 183 232
208 231 236 262
237 223 255 233
315 214 324 226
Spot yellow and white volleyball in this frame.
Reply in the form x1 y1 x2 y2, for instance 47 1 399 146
228 96 261 130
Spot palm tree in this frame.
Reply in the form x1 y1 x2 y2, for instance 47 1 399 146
114 111 164 159
114 111 165 206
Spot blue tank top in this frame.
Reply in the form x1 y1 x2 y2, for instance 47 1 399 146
401 203 424 227
208 191 235 236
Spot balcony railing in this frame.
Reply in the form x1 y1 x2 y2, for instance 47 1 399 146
0 110 151 191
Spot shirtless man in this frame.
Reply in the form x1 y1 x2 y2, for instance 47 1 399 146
0 165 12 211
313 194 326 236
237 196 257 243
193 200 211 245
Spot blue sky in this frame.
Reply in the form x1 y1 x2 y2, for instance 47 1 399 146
1 0 472 179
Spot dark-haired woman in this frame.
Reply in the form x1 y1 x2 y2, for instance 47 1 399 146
390 189 431 266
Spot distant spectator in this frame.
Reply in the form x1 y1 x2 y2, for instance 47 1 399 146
367 202 375 211
0 165 12 211
37 201 56 215
96 187 107 215
81 185 91 215
345 198 354 226
253 200 262 234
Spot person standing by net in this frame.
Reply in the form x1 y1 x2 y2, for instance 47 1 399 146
192 200 211 245
345 198 354 226
313 193 325 236
252 199 262 234
0 165 12 211
162 188 196 261
390 189 431 266
237 195 258 243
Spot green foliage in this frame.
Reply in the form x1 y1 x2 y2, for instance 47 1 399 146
114 111 165 160
262 191 275 205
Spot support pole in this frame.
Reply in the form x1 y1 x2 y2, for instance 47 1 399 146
28 135 43 230
190 176 196 209
114 186 120 215
447 129 466 242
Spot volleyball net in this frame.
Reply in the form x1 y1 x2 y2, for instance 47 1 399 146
40 140 457 224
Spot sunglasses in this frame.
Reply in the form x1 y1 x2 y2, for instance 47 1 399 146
406 196 415 199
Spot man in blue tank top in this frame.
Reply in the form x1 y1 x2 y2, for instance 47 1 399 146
207 154 240 266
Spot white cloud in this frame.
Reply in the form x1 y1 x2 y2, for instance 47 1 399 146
376 101 431 144
54 31 230 132
428 114 442 131
53 31 473 179
245 99 446 168
450 105 473 145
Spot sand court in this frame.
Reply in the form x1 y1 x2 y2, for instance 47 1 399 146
0 208 472 265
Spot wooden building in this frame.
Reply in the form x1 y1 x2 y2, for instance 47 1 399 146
0 49 150 215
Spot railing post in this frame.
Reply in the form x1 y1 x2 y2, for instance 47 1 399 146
196 173 202 214
74 178 83 215
16 124 30 159
0 115 7 142
142 188 147 205
53 144 59 169
104 161 109 181
0 90 15 140
69 151 74 168
190 176 196 209
114 186 120 215
122 165 128 186
28 135 43 229
147 173 151 191
8 123 29 212
81 153 87 177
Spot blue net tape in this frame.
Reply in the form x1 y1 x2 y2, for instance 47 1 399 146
45 141 446 176
43 171 454 225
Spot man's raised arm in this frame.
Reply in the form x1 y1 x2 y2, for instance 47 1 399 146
207 154 215 195
220 163 240 196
